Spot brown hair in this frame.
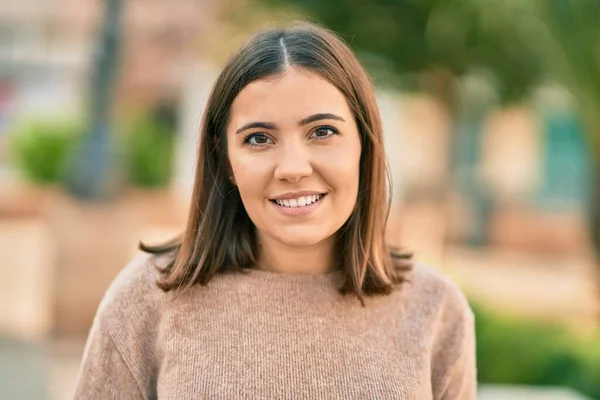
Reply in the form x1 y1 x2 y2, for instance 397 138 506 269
141 22 412 302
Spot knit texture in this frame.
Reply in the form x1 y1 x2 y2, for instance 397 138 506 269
74 253 476 399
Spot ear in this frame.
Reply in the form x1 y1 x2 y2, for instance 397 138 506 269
228 173 237 186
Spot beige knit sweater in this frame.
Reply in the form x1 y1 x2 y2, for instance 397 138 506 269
74 253 476 399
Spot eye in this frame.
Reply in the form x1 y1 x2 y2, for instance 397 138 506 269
244 133 273 146
310 126 339 140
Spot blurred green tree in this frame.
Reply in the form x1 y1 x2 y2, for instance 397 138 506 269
529 0 600 305
250 0 541 109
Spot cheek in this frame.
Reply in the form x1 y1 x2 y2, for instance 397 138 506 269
228 145 259 184
335 159 361 201
228 149 272 210
318 141 361 192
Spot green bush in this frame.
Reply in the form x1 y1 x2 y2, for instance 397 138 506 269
123 113 176 188
8 120 81 185
570 336 600 399
473 303 600 399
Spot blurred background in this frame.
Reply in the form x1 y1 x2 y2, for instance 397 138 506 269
0 0 599 399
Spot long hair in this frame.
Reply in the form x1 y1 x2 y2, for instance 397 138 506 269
141 22 412 302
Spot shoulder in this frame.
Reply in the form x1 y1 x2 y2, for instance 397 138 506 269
402 263 476 371
93 252 167 333
390 262 475 350
404 264 477 395
79 252 168 397
404 262 474 323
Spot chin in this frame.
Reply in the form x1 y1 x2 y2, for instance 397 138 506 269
277 235 327 248
271 227 334 248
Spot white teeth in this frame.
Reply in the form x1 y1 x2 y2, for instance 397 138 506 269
274 194 323 208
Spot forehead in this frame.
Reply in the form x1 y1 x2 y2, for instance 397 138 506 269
228 68 353 126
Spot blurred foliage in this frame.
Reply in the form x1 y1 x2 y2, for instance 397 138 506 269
6 110 176 190
7 120 81 185
122 112 176 188
251 0 542 106
530 0 600 155
574 337 600 398
520 0 600 281
250 0 600 151
474 303 600 398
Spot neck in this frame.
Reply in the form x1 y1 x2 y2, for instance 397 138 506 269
257 234 336 275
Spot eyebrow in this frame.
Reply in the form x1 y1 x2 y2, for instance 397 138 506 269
235 122 276 135
299 113 346 126
235 113 346 135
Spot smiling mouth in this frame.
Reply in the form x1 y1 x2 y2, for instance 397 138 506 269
269 193 326 208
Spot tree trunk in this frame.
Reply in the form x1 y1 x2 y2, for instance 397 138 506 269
63 0 123 201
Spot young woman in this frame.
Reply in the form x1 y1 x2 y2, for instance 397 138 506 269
75 22 476 399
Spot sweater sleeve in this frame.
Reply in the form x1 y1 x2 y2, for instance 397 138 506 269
73 253 161 400
74 319 145 399
439 312 477 400
427 271 478 400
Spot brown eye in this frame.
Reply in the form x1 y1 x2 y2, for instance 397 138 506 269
311 126 338 139
245 133 272 146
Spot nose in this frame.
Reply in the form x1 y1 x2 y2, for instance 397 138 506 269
273 141 313 183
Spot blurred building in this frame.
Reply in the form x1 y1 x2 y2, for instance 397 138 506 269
380 75 593 258
450 82 592 256
0 0 218 338
0 0 216 175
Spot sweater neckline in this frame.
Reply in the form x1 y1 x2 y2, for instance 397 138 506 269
239 267 343 288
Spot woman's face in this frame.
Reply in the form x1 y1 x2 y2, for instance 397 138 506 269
226 67 362 249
